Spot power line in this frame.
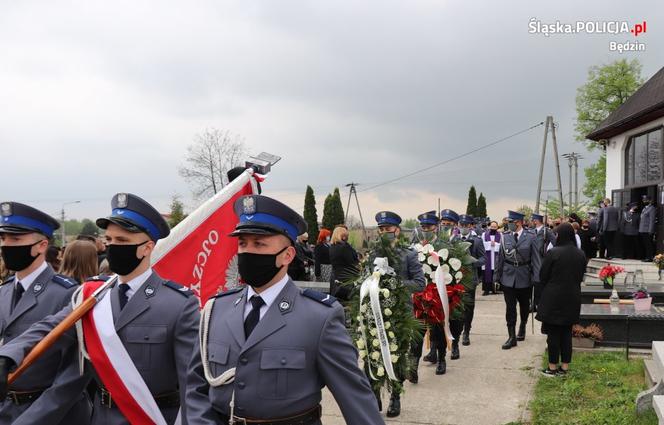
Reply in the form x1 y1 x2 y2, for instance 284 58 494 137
359 122 544 193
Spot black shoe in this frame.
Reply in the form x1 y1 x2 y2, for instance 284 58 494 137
450 343 460 360
502 327 517 350
436 359 447 375
462 332 470 346
516 323 526 341
541 368 558 378
482 291 489 296
386 394 401 417
557 367 568 377
422 348 437 363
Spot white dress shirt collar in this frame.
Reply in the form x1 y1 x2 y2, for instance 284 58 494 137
244 274 290 320
118 268 153 300
16 261 48 292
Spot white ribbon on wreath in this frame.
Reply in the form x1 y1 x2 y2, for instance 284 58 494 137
358 257 398 381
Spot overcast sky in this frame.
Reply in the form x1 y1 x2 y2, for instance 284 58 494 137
1 1 662 225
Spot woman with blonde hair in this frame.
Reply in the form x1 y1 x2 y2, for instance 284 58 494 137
329 225 359 298
59 240 99 283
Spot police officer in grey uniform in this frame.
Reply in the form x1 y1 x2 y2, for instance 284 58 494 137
531 213 555 311
0 202 91 425
640 195 657 262
188 195 384 425
0 193 210 425
452 214 486 347
374 211 425 417
494 210 542 350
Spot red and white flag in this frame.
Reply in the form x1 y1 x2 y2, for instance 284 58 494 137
151 169 259 304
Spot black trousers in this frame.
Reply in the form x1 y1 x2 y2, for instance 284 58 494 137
622 234 639 259
604 231 616 258
503 286 531 327
640 232 654 260
545 323 573 364
428 320 463 355
463 287 477 334
533 281 543 310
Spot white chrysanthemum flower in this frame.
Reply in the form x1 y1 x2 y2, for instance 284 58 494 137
356 339 365 349
391 354 399 363
439 248 449 260
377 367 385 377
356 315 362 321
422 264 433 276
359 350 367 359
369 328 377 336
372 339 380 348
388 331 395 339
360 304 368 313
449 258 462 271
384 308 392 317
444 273 454 285
385 322 391 329
371 351 381 360
390 344 398 352
382 288 390 298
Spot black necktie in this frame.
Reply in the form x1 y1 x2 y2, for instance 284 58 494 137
244 296 265 339
118 283 131 310
514 232 519 244
12 283 24 311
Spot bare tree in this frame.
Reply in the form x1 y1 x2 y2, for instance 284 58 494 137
179 128 248 199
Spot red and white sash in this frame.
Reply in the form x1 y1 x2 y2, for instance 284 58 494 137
80 281 168 425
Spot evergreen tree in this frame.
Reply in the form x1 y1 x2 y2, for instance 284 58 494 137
322 194 335 230
477 193 487 217
466 186 478 216
168 195 187 228
303 186 319 242
80 219 99 236
331 188 345 227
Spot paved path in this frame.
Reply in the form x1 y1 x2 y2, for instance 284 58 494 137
321 292 546 424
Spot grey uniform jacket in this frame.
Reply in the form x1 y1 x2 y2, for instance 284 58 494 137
0 266 91 425
450 234 486 285
601 206 620 232
186 279 384 425
0 271 210 425
639 205 657 234
493 230 542 289
620 210 640 236
397 247 426 293
532 227 557 272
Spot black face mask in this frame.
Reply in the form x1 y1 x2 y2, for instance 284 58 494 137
238 246 288 288
489 229 498 235
107 241 149 276
1 241 42 271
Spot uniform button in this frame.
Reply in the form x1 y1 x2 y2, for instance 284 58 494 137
144 335 149 340
237 382 246 389
240 357 248 365
281 358 287 365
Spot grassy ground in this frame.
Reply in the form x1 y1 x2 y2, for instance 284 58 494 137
528 351 658 425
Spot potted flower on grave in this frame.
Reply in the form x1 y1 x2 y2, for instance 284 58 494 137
598 264 625 289
654 254 664 280
571 323 604 348
632 288 652 311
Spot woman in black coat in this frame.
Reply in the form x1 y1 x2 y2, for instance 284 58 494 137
536 222 587 377
329 226 359 299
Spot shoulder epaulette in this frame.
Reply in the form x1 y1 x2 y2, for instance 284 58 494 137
302 289 337 307
214 286 244 298
53 274 77 289
1 275 14 286
163 281 194 297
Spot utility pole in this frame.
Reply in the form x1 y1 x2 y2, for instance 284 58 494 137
60 200 81 247
535 116 564 217
345 183 368 247
562 152 583 210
